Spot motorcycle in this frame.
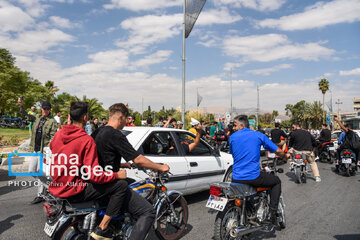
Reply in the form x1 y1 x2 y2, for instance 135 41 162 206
210 130 228 152
207 158 285 240
41 166 188 240
318 142 336 164
336 149 358 177
290 152 308 184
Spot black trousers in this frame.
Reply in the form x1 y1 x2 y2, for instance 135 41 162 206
232 172 281 211
68 180 155 240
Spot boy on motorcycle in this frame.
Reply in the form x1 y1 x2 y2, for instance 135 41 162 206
229 115 289 225
49 102 128 240
92 103 170 240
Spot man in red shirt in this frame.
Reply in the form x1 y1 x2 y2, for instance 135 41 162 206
49 102 128 240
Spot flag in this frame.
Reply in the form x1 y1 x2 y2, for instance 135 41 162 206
197 89 203 107
185 0 207 38
326 100 332 113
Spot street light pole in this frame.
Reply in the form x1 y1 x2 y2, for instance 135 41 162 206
181 0 186 129
256 84 260 129
230 68 233 119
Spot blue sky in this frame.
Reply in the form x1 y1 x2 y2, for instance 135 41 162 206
1 0 359 113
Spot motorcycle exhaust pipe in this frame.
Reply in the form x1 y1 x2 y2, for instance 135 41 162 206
230 225 264 238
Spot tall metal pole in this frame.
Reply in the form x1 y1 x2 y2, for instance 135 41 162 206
230 68 232 119
256 84 260 129
181 0 186 129
336 99 343 119
141 97 144 121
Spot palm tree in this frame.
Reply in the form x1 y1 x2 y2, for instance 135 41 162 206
318 78 329 122
44 80 59 100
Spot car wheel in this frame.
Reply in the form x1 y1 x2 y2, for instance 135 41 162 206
223 167 232 182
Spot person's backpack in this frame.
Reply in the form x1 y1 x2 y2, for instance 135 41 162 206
344 130 360 151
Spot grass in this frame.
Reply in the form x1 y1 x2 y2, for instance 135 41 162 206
0 128 30 140
0 128 30 147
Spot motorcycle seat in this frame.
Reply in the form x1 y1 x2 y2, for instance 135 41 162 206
216 182 257 197
65 200 102 211
321 142 334 147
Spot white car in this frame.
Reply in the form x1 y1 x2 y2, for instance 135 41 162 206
121 127 233 195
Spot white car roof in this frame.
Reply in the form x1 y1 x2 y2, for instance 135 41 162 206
122 127 192 149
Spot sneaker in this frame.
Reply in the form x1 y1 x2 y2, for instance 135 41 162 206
90 226 113 240
289 162 294 171
315 176 321 182
315 156 319 161
30 196 44 204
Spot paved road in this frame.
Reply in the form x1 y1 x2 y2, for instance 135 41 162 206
1 161 359 240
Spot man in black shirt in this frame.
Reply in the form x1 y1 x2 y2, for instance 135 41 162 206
334 117 360 163
288 123 321 182
271 123 288 151
94 103 169 240
315 124 332 159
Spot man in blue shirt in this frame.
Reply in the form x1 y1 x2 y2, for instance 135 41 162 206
229 115 289 225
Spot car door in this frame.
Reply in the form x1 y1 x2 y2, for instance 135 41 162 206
174 131 224 191
136 131 189 191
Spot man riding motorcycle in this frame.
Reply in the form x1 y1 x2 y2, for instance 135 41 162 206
288 123 321 182
229 115 289 225
92 103 170 240
49 102 129 240
315 123 332 160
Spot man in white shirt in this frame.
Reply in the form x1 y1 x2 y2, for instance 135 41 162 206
54 111 62 130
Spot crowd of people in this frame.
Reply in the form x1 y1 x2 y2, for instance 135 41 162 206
17 97 360 238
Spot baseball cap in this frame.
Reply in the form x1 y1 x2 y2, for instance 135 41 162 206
190 118 200 126
177 121 183 125
41 101 52 109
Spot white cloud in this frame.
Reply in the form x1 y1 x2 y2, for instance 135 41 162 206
49 16 80 29
196 7 242 25
130 50 173 70
103 0 182 11
339 67 360 76
116 8 241 54
214 0 286 11
65 49 130 75
257 0 360 31
247 63 292 76
0 29 75 54
223 62 245 71
0 29 74 55
0 2 35 32
223 34 335 62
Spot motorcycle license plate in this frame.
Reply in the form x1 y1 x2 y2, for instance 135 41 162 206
328 147 335 151
44 221 59 237
206 195 228 211
342 158 352 164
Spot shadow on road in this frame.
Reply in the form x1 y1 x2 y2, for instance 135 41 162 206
184 190 209 205
334 234 360 240
146 224 193 240
0 169 15 182
0 214 23 235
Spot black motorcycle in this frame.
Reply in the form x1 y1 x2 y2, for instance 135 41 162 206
42 167 188 240
318 142 336 164
336 149 358 176
207 158 285 240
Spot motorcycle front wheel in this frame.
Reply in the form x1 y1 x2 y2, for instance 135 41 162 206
155 193 188 240
278 197 286 229
295 167 301 184
214 202 244 240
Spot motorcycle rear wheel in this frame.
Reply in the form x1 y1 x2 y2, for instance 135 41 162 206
155 194 188 240
295 167 301 184
214 202 244 240
53 218 86 240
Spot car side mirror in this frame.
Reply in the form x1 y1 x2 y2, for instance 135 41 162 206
212 148 220 157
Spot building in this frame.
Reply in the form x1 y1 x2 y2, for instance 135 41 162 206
339 97 360 129
353 97 360 111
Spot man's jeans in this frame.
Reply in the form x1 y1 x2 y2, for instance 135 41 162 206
69 182 155 240
28 151 44 197
288 148 320 177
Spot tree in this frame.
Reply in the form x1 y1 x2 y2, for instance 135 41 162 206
44 80 59 101
318 78 329 122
